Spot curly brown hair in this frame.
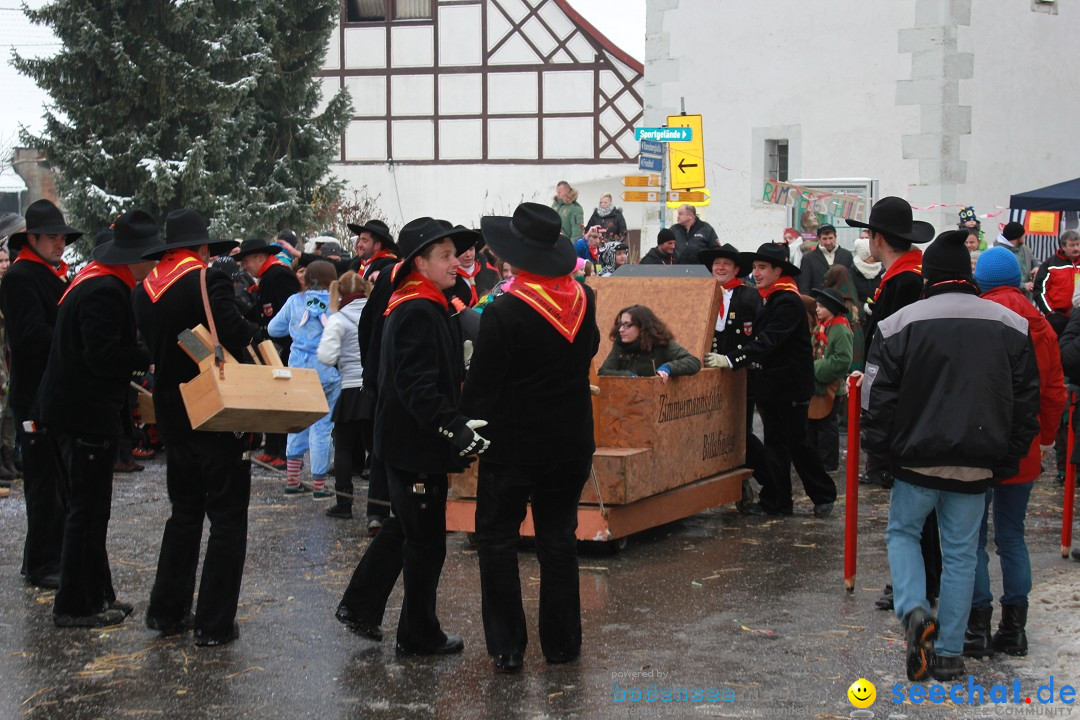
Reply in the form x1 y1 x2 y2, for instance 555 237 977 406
609 304 674 352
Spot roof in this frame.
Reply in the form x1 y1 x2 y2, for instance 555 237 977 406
555 0 644 74
1010 178 1080 212
0 163 28 193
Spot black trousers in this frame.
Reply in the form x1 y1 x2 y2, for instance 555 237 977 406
14 407 64 583
51 431 118 617
148 432 250 639
332 420 365 507
339 515 404 626
751 399 837 514
386 466 449 651
807 396 841 471
264 432 286 459
366 441 390 520
475 457 590 661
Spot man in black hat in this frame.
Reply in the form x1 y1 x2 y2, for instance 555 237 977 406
704 243 836 518
797 224 854 294
132 208 262 647
0 199 81 588
639 228 678 265
235 237 301 469
462 202 600 674
862 229 1039 682
35 210 163 627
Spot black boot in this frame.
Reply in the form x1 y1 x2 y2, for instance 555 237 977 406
992 604 1028 656
962 606 994 658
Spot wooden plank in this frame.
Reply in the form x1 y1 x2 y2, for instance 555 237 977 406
191 324 238 364
257 340 284 367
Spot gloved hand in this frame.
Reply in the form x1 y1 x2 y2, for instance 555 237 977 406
704 353 732 369
453 419 491 457
656 364 671 383
463 339 474 368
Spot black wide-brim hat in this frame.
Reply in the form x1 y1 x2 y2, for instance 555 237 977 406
480 202 577 278
698 243 745 275
845 196 935 245
7 199 83 250
811 287 848 317
392 217 480 289
94 209 165 265
736 242 800 277
143 208 237 260
347 219 398 253
233 237 283 260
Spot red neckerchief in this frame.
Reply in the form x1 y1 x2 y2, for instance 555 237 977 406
873 248 922 301
721 278 743 291
361 248 397 275
256 254 288 278
758 276 799 301
814 315 851 357
384 270 449 316
14 244 69 281
142 249 206 303
59 262 135 305
506 271 587 343
456 260 489 306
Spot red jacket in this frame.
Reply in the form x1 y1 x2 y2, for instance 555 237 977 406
1033 249 1080 316
982 286 1067 483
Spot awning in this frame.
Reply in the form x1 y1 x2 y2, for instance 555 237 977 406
1009 177 1080 212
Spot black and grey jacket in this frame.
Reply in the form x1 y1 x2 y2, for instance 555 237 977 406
862 285 1040 492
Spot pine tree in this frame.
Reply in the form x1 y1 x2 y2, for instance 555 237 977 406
13 0 351 237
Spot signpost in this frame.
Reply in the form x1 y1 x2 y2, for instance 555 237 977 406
621 191 661 203
622 175 661 188
634 127 692 142
623 191 709 204
667 114 705 191
638 139 664 173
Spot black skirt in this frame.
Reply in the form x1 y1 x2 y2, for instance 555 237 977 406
332 385 374 424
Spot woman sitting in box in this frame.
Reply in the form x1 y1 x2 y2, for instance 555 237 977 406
597 305 701 382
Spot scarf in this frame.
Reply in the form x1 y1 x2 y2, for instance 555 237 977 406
596 205 613 218
820 245 837 266
339 292 366 310
457 260 489 306
506 270 587 343
361 248 397 276
853 254 881 280
59 261 135 305
721 277 743 291
813 315 851 358
873 248 922 302
142 249 206 303
384 271 449 316
758 276 799 301
14 244 68 280
256 254 288 279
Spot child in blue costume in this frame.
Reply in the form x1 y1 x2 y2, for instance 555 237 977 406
268 260 341 497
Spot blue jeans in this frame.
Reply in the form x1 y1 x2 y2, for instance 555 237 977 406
285 382 340 477
972 482 1033 609
887 479 985 657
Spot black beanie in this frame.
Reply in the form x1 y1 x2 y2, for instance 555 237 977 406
922 229 972 283
657 228 676 246
1002 221 1025 241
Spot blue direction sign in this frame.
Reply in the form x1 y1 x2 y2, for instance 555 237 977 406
639 154 663 172
634 127 693 143
639 139 664 156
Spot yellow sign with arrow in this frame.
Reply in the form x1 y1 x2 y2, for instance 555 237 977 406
667 114 705 191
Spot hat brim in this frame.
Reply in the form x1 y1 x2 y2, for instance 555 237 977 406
810 289 848 317
8 227 83 251
697 247 745 275
479 216 578 278
844 218 936 245
142 237 238 260
392 228 481 289
735 251 801 277
93 236 166 265
233 243 283 260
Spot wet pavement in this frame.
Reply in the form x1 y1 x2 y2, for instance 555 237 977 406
1 451 1077 720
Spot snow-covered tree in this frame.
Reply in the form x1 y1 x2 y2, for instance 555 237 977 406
13 0 351 237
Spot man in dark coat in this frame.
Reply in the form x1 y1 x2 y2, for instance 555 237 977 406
0 199 81 589
132 209 262 647
235 237 301 468
35 210 162 627
705 243 836 517
797 224 855 293
462 203 600 674
669 204 718 264
639 228 679 265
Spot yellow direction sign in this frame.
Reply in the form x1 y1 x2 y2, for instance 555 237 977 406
621 175 661 187
666 189 710 208
621 191 660 203
667 114 705 191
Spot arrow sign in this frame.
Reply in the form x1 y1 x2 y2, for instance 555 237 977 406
667 114 705 191
634 127 693 143
666 190 708 203
622 175 661 188
677 158 698 173
622 191 660 203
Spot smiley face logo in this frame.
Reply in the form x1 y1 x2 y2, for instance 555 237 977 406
847 678 876 708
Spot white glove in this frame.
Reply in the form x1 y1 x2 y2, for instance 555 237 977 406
704 353 732 369
463 339 474 368
459 419 490 456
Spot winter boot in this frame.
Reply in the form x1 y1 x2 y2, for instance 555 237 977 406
992 604 1028 656
962 606 994 658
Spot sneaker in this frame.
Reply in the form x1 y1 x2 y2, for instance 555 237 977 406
904 607 939 681
132 447 157 460
254 453 274 464
312 488 333 499
267 457 288 470
284 484 310 495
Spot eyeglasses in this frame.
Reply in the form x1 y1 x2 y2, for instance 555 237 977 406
618 321 636 329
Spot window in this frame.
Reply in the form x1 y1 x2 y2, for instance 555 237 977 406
395 0 432 19
347 0 432 23
348 0 385 22
766 139 788 182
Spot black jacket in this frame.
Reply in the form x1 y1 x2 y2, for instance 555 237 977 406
376 297 473 474
712 284 763 357
461 286 599 464
865 269 923 356
1059 309 1080 382
796 247 855 294
359 269 393 389
669 219 718 264
728 288 814 403
36 275 150 437
0 253 67 410
852 268 882 307
247 262 300 326
298 251 360 276
585 207 627 241
639 247 677 265
132 267 262 437
862 286 1040 491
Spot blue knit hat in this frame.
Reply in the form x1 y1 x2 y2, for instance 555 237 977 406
974 246 1021 293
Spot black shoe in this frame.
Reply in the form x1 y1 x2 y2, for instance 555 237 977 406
1072 546 1080 562
992 604 1028 656
962 606 994 658
735 500 766 515
326 504 353 519
874 585 894 611
109 600 135 618
335 605 383 641
813 502 834 518
904 607 939 681
395 634 464 656
493 653 523 673
932 654 966 681
194 621 240 647
54 608 127 628
545 651 579 665
146 612 195 636
29 573 60 590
